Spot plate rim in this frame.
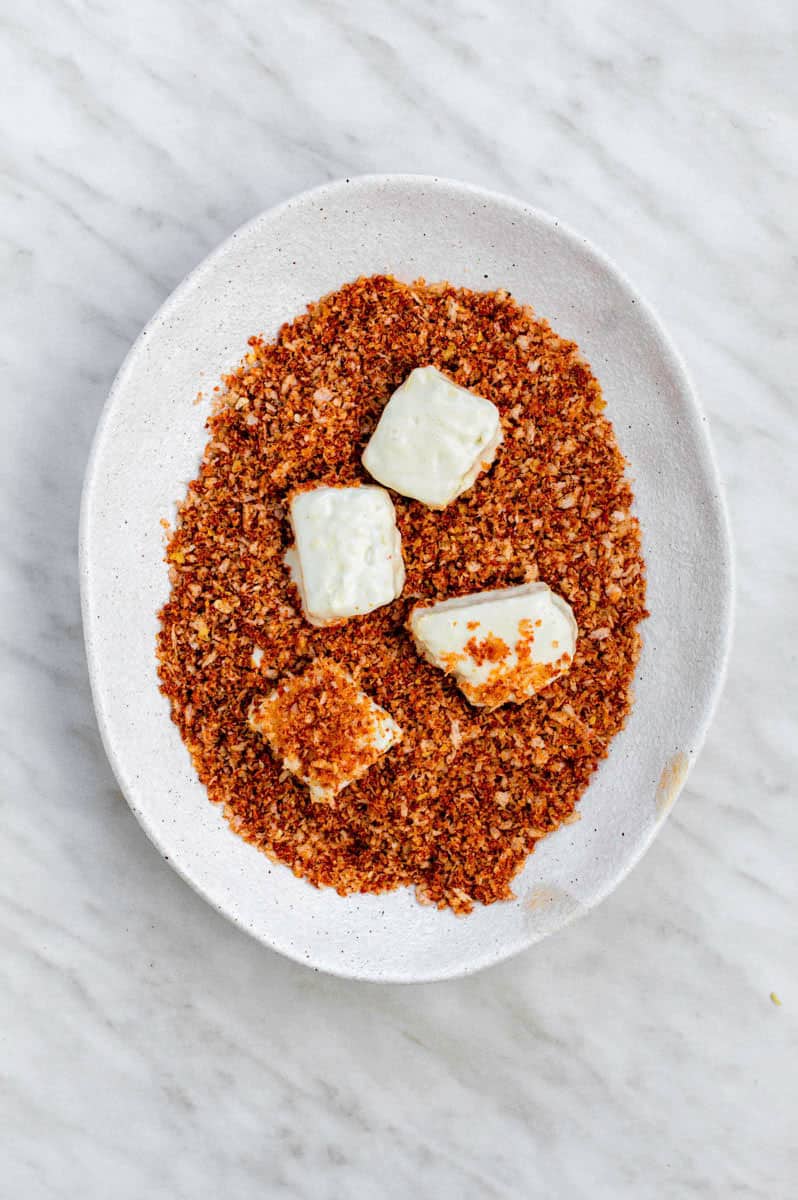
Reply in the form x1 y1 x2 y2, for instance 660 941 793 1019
79 173 735 981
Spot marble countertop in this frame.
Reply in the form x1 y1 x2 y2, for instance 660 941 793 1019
2 1 796 1195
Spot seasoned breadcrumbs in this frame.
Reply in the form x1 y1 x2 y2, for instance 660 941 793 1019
248 658 401 801
157 275 647 913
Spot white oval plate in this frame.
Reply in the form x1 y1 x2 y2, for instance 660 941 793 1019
81 175 733 982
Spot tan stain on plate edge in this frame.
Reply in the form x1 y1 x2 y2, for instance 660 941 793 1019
525 886 566 912
656 752 690 815
523 887 581 931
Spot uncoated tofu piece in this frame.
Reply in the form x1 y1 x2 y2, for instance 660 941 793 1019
409 582 578 709
248 659 402 802
362 366 503 508
285 484 405 626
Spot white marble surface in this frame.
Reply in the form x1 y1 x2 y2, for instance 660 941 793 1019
1 0 796 1195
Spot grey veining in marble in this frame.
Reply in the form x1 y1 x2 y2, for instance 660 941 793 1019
1 0 796 1196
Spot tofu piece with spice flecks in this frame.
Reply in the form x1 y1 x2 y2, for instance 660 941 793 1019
285 484 405 626
362 366 503 508
409 582 578 709
248 659 402 802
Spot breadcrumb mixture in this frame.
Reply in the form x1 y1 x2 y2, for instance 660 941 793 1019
157 275 647 912
248 658 400 801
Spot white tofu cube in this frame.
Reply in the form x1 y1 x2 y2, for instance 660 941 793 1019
286 485 405 626
248 659 402 802
409 582 578 709
362 366 503 508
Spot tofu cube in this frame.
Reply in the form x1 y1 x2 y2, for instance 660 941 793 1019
286 485 405 626
409 582 578 709
248 659 402 802
362 366 503 508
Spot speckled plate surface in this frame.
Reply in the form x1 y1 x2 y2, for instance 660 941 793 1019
80 175 733 981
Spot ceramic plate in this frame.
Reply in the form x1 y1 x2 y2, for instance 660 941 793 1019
80 175 733 981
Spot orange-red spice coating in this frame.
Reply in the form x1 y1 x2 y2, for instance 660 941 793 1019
458 642 572 710
157 275 647 913
463 633 511 667
248 659 398 799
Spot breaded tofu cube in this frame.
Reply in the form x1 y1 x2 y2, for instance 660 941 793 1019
409 582 578 709
362 366 503 508
248 659 402 802
286 485 405 626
